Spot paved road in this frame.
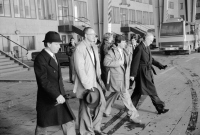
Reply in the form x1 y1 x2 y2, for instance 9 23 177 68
0 51 200 135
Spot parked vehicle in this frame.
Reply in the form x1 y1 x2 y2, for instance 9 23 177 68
159 18 198 55
31 44 69 65
150 38 157 49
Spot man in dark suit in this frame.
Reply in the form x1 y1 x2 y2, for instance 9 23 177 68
130 33 169 114
34 31 76 135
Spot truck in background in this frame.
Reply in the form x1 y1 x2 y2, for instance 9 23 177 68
159 18 199 55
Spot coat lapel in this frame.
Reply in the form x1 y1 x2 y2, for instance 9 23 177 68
142 42 149 55
40 49 58 71
114 48 125 71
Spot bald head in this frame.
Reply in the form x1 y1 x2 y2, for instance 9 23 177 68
144 33 154 46
83 27 96 43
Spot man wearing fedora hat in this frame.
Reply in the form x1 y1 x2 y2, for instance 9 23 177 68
73 27 106 135
34 31 76 135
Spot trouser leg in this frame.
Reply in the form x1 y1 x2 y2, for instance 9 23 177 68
69 64 72 82
131 89 141 107
149 95 165 111
120 89 139 119
78 99 94 135
35 126 47 135
93 85 106 132
62 120 76 135
104 92 119 115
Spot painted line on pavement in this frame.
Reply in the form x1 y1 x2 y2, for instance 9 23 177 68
186 57 195 62
159 67 175 75
105 96 147 134
101 109 126 131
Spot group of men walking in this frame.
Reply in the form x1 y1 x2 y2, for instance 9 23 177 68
33 27 169 135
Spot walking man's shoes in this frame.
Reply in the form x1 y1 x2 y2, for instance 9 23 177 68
158 109 169 114
94 130 104 135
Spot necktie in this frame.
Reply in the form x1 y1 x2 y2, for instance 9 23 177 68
53 55 58 64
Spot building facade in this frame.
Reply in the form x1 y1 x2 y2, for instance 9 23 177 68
104 0 154 39
0 0 154 60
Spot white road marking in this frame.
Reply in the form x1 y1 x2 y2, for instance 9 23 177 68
159 67 175 75
186 57 195 62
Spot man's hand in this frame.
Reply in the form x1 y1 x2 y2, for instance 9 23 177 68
159 65 168 70
130 76 135 81
87 88 94 91
163 65 167 69
56 95 66 104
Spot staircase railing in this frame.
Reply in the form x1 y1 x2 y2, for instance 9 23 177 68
121 20 153 30
58 15 91 27
0 33 28 63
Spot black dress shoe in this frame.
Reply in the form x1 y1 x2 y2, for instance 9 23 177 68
94 130 104 135
158 109 169 114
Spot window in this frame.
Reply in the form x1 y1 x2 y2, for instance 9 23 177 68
111 6 120 24
169 2 174 9
149 0 152 5
14 0 36 18
37 0 56 20
20 36 35 50
180 15 184 20
136 10 142 24
196 13 200 20
120 8 128 26
197 0 200 7
180 3 183 9
169 15 174 18
149 12 154 25
0 36 10 52
143 11 149 25
58 0 73 25
74 1 87 22
136 0 142 2
0 0 11 17
129 9 135 24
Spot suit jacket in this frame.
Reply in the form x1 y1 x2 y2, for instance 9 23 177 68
73 40 102 99
130 42 164 95
103 47 131 92
34 49 75 127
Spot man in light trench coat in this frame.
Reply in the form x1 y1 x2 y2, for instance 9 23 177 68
73 27 106 135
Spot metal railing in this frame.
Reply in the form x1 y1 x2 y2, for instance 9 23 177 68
58 15 91 27
120 20 153 30
0 33 28 63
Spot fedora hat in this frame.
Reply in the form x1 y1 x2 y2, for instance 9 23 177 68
84 87 100 108
43 31 62 43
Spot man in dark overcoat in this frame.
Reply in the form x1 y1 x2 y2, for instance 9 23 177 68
34 31 76 135
130 33 169 114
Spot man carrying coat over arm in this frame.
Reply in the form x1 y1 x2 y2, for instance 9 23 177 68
34 31 76 135
130 33 169 114
73 27 106 135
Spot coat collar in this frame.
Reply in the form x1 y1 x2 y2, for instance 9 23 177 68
40 49 58 71
112 47 127 71
141 42 150 55
83 40 101 77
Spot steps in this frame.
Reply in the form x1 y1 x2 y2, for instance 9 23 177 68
0 51 30 76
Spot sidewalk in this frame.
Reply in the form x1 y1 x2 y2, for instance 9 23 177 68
0 62 78 135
